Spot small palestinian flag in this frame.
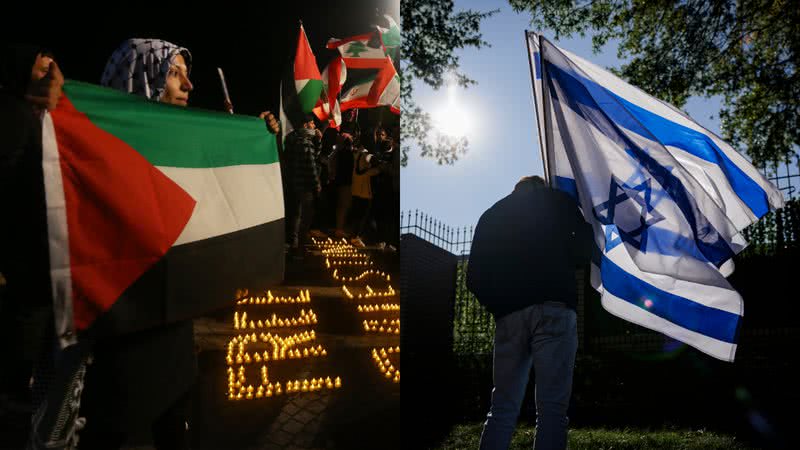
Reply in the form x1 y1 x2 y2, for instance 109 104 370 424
280 23 324 143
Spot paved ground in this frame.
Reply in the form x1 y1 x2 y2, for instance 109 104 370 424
127 241 401 450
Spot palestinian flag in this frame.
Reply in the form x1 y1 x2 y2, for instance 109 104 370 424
313 55 346 128
47 80 285 342
327 16 400 114
280 24 323 143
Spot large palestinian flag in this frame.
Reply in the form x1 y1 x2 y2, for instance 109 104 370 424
47 80 285 342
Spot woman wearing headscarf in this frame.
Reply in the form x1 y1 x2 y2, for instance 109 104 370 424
77 38 199 450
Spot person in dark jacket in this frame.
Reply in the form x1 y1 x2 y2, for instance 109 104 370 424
466 175 593 450
332 110 359 239
284 113 322 253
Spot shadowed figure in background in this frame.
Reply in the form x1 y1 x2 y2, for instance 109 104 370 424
466 175 593 450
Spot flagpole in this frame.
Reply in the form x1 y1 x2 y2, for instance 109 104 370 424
525 30 550 185
217 67 234 114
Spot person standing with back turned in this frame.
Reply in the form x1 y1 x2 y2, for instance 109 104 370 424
466 175 593 450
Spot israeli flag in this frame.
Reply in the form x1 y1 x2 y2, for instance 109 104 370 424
526 32 785 361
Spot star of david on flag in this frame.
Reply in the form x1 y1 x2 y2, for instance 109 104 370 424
593 177 666 252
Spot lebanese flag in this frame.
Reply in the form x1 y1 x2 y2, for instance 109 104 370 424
47 80 285 345
327 27 400 114
313 55 346 128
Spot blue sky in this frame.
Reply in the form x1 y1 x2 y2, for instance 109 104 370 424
401 0 726 228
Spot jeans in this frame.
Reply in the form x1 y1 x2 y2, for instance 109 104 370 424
479 302 577 450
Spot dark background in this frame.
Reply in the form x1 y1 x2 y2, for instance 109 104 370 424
2 0 400 118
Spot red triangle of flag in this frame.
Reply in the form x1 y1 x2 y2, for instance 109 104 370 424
294 24 322 81
50 96 196 330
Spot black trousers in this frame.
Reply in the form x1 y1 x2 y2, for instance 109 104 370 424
288 191 315 248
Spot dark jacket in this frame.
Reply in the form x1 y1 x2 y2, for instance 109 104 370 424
285 127 321 195
332 134 354 187
466 183 593 317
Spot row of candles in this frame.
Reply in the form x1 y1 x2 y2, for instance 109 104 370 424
341 285 397 300
233 309 318 329
363 319 400 334
357 303 400 312
235 289 312 305
228 373 342 399
326 258 375 268
331 268 391 283
226 330 324 365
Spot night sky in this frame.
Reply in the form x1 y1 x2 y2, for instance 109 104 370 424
2 0 400 123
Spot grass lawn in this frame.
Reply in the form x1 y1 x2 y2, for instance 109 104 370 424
435 423 755 449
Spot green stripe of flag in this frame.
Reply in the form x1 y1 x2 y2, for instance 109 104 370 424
297 79 324 113
64 80 279 169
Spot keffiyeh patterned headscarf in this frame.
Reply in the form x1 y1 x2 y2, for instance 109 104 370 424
101 38 192 100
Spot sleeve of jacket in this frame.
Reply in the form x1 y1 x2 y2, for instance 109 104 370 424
465 214 489 300
305 145 320 191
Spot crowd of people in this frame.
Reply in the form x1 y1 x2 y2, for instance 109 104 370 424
282 109 400 256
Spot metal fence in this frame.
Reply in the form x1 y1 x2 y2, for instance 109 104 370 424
400 211 493 355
